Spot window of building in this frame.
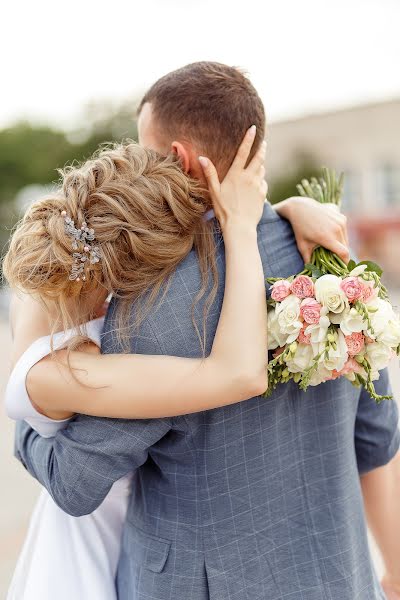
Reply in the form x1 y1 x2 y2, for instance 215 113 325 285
341 170 360 213
376 165 400 207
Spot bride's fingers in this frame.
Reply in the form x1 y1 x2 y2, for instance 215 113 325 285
329 240 350 263
230 125 257 172
247 140 267 175
260 179 268 198
338 213 349 247
332 214 349 250
198 156 220 201
297 242 314 264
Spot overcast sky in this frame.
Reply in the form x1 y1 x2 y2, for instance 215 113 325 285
2 0 400 129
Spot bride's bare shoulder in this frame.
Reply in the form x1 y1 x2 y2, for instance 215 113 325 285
9 292 51 366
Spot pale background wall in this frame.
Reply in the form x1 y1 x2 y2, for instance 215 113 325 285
268 99 400 217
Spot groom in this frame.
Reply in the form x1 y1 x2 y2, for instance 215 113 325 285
15 62 399 599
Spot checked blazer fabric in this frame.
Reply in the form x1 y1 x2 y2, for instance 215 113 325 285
15 202 399 600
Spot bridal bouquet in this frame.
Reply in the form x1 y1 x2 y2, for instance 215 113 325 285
265 168 400 402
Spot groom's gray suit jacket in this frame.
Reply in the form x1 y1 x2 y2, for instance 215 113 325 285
16 203 399 600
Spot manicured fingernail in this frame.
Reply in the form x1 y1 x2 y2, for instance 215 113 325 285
249 125 257 136
198 156 208 168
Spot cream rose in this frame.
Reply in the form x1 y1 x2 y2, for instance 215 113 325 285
285 343 314 374
379 319 400 348
315 274 349 314
267 309 288 350
369 299 400 344
275 295 303 343
365 342 393 374
308 363 332 386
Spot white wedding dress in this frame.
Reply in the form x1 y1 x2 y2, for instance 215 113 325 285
5 319 132 600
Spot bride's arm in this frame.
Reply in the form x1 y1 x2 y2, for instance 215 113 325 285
273 196 350 264
26 127 269 419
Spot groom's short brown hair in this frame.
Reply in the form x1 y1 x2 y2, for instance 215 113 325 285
138 62 266 175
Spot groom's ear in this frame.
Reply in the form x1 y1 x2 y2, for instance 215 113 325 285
170 141 205 183
170 141 190 173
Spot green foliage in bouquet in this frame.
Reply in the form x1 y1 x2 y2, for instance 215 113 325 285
264 168 400 403
296 169 388 294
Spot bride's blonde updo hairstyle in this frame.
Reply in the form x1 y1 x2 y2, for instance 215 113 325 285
3 141 218 350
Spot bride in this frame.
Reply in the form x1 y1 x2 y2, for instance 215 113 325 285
4 126 348 599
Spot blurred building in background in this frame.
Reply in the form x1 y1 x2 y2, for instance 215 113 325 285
267 98 400 284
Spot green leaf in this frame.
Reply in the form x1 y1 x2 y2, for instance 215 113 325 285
347 259 356 271
357 260 383 277
305 263 323 278
312 268 323 278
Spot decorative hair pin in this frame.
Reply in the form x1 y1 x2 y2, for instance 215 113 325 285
61 210 101 282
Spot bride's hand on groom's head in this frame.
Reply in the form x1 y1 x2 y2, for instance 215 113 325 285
274 195 350 265
198 125 267 232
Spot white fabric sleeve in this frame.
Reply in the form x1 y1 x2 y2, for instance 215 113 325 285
5 318 104 438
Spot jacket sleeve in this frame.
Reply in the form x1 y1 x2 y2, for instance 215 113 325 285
14 414 172 516
354 368 400 475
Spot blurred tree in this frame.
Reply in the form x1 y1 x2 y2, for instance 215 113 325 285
68 98 139 159
0 122 71 204
0 100 139 262
268 153 320 205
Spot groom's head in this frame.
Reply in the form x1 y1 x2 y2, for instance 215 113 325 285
137 62 265 182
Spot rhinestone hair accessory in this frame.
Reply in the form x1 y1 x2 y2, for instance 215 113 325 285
61 210 101 282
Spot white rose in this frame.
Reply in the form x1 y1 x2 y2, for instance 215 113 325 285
267 309 288 350
369 299 399 341
320 330 348 372
379 318 400 348
275 295 303 343
330 307 365 336
285 344 314 373
308 363 332 386
365 342 393 372
315 274 349 314
305 309 330 350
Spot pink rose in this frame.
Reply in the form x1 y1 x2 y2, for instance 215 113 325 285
298 325 312 345
327 370 341 381
300 298 322 324
360 281 378 304
345 332 365 356
271 280 291 302
340 276 363 302
329 358 363 380
290 275 314 299
338 357 364 377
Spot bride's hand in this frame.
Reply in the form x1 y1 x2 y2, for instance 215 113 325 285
198 125 267 232
274 196 350 264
